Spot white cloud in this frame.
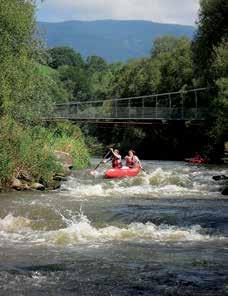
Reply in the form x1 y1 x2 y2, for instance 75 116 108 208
37 0 200 26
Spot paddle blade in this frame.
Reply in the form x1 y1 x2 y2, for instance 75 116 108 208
89 170 96 176
89 170 100 177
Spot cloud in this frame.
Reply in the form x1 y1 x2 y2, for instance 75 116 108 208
37 0 200 26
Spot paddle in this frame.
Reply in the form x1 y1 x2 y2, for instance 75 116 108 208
90 150 112 175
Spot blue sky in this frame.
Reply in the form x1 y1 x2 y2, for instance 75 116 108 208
37 0 200 26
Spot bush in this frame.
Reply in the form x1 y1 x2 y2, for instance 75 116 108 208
0 117 90 187
49 122 90 169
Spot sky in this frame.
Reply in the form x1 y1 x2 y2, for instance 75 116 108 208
37 0 200 26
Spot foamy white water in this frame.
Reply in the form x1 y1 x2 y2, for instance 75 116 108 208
60 163 228 199
0 161 228 295
0 212 226 248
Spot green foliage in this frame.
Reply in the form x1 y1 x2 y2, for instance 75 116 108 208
151 36 194 92
192 0 228 81
191 0 228 159
48 47 85 69
0 0 55 122
111 36 193 99
0 1 90 188
37 64 70 103
0 118 90 186
0 116 61 185
58 65 90 100
86 56 108 73
49 123 90 169
112 58 160 98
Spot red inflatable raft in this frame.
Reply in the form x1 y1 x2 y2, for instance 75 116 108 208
105 166 141 179
184 158 207 164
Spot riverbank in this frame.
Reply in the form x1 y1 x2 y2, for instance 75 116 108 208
0 118 90 192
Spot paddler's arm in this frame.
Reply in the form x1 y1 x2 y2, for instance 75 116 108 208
109 148 121 159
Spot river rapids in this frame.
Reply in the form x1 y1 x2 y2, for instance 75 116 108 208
0 161 228 295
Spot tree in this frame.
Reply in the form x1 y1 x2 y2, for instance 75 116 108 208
151 36 194 93
86 55 108 73
48 47 85 69
58 65 90 100
111 58 161 98
191 0 228 160
0 0 55 122
192 0 228 82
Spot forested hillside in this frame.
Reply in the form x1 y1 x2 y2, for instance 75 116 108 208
38 20 195 62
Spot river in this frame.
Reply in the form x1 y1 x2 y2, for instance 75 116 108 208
0 161 228 295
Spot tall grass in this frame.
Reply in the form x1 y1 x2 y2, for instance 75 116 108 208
0 117 90 187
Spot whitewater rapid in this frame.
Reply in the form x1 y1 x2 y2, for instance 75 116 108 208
0 212 226 248
0 161 228 295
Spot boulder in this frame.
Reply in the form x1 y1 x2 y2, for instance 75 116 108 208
11 178 29 191
213 175 228 181
222 187 228 195
46 180 61 190
54 151 74 176
53 175 68 182
17 170 33 182
30 183 45 191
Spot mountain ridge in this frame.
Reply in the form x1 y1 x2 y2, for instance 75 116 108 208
38 20 195 62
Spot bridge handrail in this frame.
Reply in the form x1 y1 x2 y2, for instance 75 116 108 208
55 87 210 106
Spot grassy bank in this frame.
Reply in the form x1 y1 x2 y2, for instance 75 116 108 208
0 117 90 189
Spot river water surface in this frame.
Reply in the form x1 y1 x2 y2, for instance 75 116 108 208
0 161 228 295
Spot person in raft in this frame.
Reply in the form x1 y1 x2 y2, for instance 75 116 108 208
103 148 122 168
125 150 142 168
193 152 203 160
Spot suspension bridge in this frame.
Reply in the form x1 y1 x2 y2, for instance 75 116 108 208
48 87 210 125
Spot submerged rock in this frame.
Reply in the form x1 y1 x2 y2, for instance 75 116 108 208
213 175 228 181
222 187 228 195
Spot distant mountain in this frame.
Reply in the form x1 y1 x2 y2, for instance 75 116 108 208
38 20 195 63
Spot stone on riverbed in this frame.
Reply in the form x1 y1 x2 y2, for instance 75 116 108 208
213 175 228 181
30 183 45 191
11 178 29 191
222 187 228 195
53 175 68 182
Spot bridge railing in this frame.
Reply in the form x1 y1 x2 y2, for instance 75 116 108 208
52 87 210 121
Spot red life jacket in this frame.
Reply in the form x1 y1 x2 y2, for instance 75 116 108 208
125 156 137 167
112 156 122 168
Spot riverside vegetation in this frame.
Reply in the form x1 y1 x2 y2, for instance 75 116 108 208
0 1 89 190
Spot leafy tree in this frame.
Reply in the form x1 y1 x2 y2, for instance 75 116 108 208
58 65 90 100
0 0 55 122
86 55 108 73
151 36 194 93
48 47 85 69
90 70 114 100
209 40 228 150
112 58 161 98
192 0 228 82
191 0 228 160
